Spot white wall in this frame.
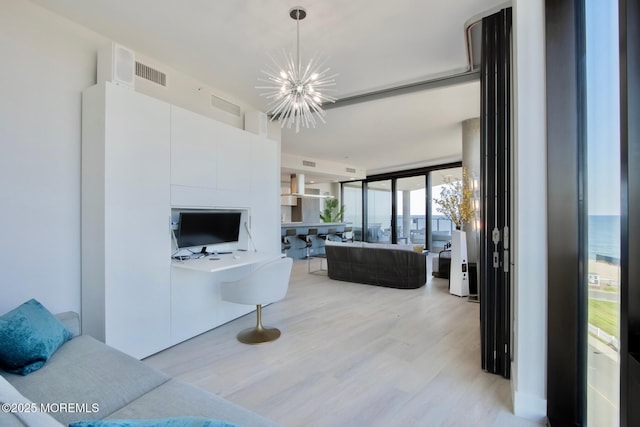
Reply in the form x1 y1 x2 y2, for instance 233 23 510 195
129 53 265 131
0 1 104 314
0 0 270 315
512 0 547 421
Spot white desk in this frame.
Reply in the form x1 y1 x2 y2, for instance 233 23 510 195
169 251 285 345
171 251 283 273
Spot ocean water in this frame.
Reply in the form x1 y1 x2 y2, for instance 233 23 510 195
349 214 620 259
588 215 620 260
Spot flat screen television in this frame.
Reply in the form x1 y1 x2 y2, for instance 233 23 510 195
177 211 242 251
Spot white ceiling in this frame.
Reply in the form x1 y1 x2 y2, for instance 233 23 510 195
30 0 507 182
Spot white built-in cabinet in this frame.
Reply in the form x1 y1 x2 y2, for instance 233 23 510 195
248 137 280 250
81 82 172 359
82 82 280 359
170 105 219 189
168 104 279 251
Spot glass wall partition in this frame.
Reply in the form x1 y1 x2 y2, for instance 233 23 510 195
342 181 363 241
430 167 462 252
546 1 622 423
585 1 620 424
341 162 461 250
366 180 392 243
396 176 427 245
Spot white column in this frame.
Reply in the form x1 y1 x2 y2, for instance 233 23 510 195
512 0 547 421
402 190 411 242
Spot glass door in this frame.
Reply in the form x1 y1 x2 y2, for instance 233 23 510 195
586 1 620 425
396 176 426 246
342 181 363 241
366 180 392 243
430 167 462 252
343 165 462 247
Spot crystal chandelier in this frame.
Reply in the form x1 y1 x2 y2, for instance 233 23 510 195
257 7 337 133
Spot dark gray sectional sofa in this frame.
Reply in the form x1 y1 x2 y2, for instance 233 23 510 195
324 241 427 289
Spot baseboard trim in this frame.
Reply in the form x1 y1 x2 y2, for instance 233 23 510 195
513 389 547 423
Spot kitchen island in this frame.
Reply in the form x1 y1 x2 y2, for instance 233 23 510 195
281 222 350 259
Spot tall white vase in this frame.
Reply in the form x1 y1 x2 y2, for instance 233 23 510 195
450 229 469 297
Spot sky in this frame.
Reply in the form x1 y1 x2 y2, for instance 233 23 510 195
586 0 620 216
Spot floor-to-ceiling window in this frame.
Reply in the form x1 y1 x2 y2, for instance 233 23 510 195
586 1 620 424
546 1 623 424
430 167 462 252
396 176 427 245
341 163 461 250
342 181 363 241
619 1 640 424
366 180 392 243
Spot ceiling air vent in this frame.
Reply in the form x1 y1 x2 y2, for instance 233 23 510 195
346 167 356 173
302 160 316 167
211 94 241 117
135 61 166 86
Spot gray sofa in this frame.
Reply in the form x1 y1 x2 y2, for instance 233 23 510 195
0 312 278 427
324 241 427 289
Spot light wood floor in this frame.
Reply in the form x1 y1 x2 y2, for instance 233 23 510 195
145 259 542 427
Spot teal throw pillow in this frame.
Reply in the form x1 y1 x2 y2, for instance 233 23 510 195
0 298 73 375
69 417 238 427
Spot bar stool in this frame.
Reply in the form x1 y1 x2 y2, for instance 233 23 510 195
336 226 353 242
281 229 296 253
317 228 336 241
297 228 317 258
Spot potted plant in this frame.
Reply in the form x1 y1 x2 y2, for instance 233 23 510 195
320 197 345 223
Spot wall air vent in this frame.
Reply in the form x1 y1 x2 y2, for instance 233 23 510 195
211 94 242 117
135 61 166 86
302 160 316 167
346 167 356 173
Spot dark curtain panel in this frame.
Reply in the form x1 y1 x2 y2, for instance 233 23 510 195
620 1 640 425
479 7 512 378
545 1 587 424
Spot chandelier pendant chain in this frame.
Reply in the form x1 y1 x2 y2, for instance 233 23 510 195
296 10 300 77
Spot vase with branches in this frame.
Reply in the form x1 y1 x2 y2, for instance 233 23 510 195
434 169 474 229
